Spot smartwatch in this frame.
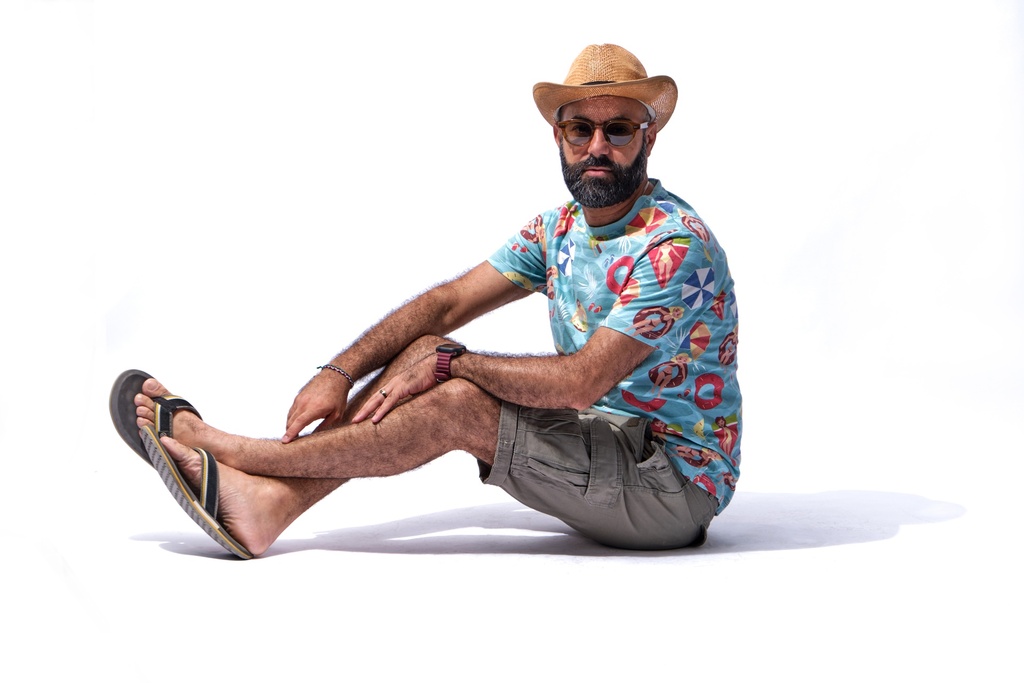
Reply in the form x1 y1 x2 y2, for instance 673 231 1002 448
434 343 467 383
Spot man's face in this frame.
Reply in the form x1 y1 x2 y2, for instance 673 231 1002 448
556 96 655 209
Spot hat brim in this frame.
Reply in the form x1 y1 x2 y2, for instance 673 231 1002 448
533 76 677 129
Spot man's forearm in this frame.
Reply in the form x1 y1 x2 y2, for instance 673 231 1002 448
323 264 532 385
451 352 591 410
328 286 455 381
450 327 654 412
323 264 528 383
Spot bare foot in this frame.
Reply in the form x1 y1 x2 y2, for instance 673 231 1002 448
134 375 307 557
134 377 222 452
158 434 292 557
133 375 347 557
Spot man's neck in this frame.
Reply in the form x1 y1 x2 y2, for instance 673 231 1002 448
579 178 653 227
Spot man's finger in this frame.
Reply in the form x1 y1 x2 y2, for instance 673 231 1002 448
282 411 313 443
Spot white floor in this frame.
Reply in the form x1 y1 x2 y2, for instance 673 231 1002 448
2 2 1021 681
6 420 1015 681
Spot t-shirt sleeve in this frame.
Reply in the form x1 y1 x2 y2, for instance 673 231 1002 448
486 214 549 294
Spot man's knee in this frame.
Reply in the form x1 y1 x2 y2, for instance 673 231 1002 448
431 379 501 456
439 376 493 404
385 335 447 372
403 335 449 360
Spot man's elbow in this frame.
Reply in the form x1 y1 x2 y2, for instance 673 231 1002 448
565 395 595 412
565 382 614 412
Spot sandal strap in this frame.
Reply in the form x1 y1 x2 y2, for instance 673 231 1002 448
152 395 202 439
194 448 219 520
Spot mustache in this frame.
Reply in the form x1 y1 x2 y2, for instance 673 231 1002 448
578 155 614 168
564 155 620 182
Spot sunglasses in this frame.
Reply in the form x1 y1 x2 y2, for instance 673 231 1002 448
556 118 649 147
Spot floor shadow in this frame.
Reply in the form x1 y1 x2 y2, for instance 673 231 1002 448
696 490 965 554
132 489 966 558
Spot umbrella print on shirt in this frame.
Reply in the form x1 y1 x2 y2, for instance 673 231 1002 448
686 321 711 361
711 290 737 321
625 205 670 238
681 267 715 309
557 238 575 278
711 291 726 319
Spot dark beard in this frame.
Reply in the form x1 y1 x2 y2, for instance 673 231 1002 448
560 138 648 209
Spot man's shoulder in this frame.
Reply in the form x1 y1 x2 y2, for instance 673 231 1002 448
646 184 717 246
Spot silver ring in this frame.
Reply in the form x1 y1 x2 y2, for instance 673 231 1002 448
379 389 388 398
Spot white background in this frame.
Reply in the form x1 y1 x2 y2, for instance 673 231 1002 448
1 1 1021 681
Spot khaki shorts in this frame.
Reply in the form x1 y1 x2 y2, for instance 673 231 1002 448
480 403 718 550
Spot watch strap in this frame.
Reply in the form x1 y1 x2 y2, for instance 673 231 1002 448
434 352 455 382
434 344 465 383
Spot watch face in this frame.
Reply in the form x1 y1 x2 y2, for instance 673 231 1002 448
436 343 466 355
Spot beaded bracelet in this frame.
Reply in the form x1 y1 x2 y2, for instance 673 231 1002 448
317 364 354 386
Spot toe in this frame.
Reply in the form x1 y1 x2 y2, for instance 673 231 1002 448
142 377 170 397
161 435 188 459
134 389 155 417
135 402 155 429
161 436 200 475
134 392 156 426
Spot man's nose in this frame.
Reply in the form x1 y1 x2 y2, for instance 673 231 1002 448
586 127 612 156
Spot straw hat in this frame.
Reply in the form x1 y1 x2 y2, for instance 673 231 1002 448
533 44 677 128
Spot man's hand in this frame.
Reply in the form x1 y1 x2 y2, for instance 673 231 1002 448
352 353 438 425
282 371 351 443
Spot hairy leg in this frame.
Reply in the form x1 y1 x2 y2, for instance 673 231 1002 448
133 337 501 555
144 378 499 478
135 336 495 474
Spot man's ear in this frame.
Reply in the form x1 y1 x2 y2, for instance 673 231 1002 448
645 123 659 155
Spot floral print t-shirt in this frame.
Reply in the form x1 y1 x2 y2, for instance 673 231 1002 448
487 180 742 513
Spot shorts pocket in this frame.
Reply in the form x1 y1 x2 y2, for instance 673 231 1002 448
522 456 590 488
514 409 590 489
631 441 686 494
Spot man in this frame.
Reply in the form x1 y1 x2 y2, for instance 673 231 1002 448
110 44 741 559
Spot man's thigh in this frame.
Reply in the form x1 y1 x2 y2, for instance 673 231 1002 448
482 403 717 550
